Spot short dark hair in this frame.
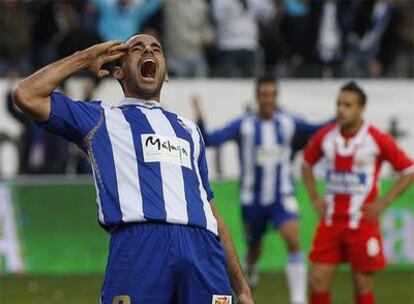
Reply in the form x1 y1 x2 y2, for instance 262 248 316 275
104 57 123 89
108 57 123 72
340 81 367 106
256 74 278 96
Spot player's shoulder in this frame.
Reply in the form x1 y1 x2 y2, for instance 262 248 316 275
175 113 200 133
52 91 103 111
367 124 395 146
276 108 312 129
86 100 112 115
275 109 292 121
239 112 254 121
313 122 337 140
277 108 296 119
276 109 300 126
367 124 387 138
84 100 104 108
237 113 255 130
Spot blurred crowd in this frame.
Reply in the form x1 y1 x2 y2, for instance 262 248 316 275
1 0 413 79
0 70 97 176
0 0 413 177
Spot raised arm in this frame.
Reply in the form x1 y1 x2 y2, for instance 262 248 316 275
294 116 334 136
7 92 30 125
210 200 254 304
192 96 241 146
12 41 127 121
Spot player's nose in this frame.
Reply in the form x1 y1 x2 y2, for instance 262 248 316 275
143 45 154 55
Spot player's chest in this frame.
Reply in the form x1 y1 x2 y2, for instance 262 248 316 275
240 120 290 165
140 133 193 169
102 111 197 170
321 134 380 169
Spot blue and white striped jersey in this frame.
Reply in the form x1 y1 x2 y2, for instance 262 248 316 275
200 111 323 206
39 92 218 235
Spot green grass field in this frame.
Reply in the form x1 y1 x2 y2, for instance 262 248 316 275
2 181 413 303
1 272 413 304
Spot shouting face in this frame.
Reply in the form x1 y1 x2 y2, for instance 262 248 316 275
113 34 168 100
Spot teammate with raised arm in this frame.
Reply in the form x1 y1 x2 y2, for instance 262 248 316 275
12 35 253 304
302 82 414 304
193 75 329 304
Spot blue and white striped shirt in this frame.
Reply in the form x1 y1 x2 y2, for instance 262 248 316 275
39 92 218 235
200 111 323 206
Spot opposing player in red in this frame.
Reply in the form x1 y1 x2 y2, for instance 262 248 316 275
301 82 414 304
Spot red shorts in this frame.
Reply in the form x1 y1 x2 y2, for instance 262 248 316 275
309 220 386 272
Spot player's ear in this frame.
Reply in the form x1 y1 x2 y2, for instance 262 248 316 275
112 66 125 81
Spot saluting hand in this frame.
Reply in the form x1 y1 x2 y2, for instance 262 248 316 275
82 41 128 78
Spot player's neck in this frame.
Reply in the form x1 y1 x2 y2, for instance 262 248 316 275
258 107 277 120
123 87 161 102
258 113 273 120
340 120 363 137
124 94 160 102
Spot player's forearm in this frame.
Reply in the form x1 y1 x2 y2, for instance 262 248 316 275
302 162 319 201
14 52 88 106
210 202 252 297
218 217 252 297
379 172 414 207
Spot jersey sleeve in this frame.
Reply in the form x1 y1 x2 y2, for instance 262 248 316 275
293 115 333 136
196 128 214 201
198 118 242 147
36 92 102 145
376 132 414 174
303 127 328 166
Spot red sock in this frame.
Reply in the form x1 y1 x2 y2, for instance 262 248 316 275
356 292 375 304
310 292 331 304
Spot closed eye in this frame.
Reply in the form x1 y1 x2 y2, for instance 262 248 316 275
129 42 163 53
131 46 144 52
150 42 163 53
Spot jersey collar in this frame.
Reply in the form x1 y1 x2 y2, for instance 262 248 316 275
119 97 162 109
334 121 369 155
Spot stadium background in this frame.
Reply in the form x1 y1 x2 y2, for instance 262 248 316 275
0 0 413 303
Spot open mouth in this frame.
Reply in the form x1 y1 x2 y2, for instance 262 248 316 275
140 58 156 81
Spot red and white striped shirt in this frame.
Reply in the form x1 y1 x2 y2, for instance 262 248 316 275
303 122 414 228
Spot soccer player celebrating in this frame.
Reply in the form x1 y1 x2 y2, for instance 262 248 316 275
12 35 253 304
302 82 414 304
193 75 329 304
